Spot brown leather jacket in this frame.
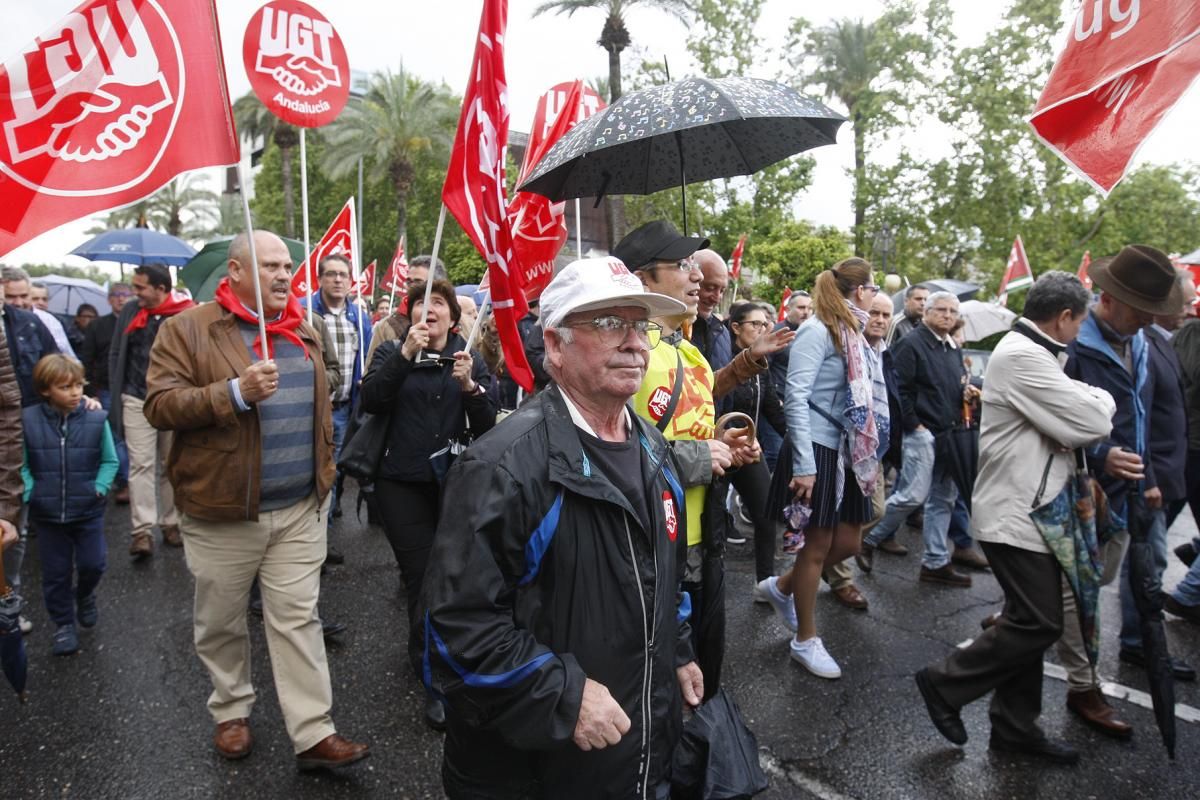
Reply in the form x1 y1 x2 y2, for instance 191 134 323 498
0 311 23 525
144 302 335 522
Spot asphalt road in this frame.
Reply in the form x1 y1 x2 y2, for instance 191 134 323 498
3 488 1198 799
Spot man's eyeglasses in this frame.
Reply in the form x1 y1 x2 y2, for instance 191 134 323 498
323 273 351 282
562 315 662 348
648 257 697 273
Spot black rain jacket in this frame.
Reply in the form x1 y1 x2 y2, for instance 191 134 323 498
419 385 694 799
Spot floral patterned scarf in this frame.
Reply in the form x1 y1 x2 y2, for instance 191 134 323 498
835 303 888 505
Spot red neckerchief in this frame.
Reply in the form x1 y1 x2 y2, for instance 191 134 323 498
213 277 310 360
124 291 194 334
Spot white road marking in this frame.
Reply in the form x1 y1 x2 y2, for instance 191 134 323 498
956 638 1200 724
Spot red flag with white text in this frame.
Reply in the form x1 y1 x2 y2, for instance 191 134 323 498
291 198 355 297
998 236 1034 307
1078 251 1093 290
509 80 605 301
1029 1 1200 195
442 0 533 391
0 0 240 257
352 260 376 299
778 287 792 323
382 236 408 294
730 234 747 280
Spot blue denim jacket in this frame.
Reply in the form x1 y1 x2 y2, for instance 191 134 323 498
784 317 849 475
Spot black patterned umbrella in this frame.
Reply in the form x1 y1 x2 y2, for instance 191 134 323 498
518 77 845 206
0 560 28 701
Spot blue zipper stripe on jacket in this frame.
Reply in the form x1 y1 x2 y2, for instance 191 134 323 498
1077 314 1150 456
636 432 683 509
423 610 553 689
676 591 692 625
519 490 565 586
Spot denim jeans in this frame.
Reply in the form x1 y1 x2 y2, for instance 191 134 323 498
759 424 784 474
38 516 107 627
1119 508 1168 649
329 402 352 513
1173 546 1200 607
864 428 935 547
97 389 129 485
921 468 960 570
948 494 973 550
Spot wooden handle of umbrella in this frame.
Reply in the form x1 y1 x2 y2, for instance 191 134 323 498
715 412 756 447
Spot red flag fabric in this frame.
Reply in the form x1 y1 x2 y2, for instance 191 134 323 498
352 260 376 299
730 234 747 280
124 291 194 334
382 236 408 295
442 0 533 391
0 0 240 258
998 236 1035 307
290 197 355 298
509 80 605 301
1078 251 1093 290
1029 1 1200 195
777 287 792 323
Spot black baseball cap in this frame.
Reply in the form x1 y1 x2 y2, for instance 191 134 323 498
612 220 710 271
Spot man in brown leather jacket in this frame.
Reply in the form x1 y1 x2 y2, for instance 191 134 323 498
0 313 22 554
144 230 368 772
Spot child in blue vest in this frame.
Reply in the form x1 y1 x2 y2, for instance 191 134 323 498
21 355 118 656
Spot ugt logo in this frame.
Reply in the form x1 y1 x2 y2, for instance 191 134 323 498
0 0 184 195
254 4 341 97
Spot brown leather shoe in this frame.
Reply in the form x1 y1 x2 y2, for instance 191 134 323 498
980 611 1002 630
951 546 990 571
296 734 370 771
919 564 972 587
1066 688 1133 740
129 532 153 561
877 538 909 556
113 486 130 505
161 525 183 548
855 542 875 573
832 584 869 611
1165 595 1200 625
214 718 252 759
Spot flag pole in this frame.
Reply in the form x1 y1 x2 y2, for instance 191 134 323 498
300 129 314 326
420 205 448 325
347 197 365 375
235 162 270 351
463 291 491 353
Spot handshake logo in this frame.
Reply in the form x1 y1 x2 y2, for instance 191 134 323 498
0 0 183 194
254 7 342 100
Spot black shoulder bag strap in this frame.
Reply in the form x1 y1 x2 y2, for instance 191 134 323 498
656 346 685 433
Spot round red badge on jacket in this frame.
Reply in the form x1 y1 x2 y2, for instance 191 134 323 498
663 490 677 541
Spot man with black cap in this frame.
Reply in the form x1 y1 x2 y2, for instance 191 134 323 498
1057 244 1194 739
614 220 792 698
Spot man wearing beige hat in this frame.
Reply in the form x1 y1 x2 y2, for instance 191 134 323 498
1057 244 1192 738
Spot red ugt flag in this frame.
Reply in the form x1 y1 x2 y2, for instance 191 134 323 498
1078 251 1093 290
352 260 376 299
730 234 747 280
1029 1 1200 195
441 0 533 392
0 0 240 257
998 235 1034 308
777 287 793 323
382 236 408 294
291 197 355 297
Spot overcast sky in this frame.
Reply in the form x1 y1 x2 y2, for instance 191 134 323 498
3 0 1197 273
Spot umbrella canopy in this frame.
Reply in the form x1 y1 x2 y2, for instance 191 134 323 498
0 560 28 701
518 76 845 202
935 427 979 513
36 275 112 316
890 280 979 314
71 228 196 267
1126 488 1176 759
1179 247 1200 265
180 236 309 302
957 300 1016 342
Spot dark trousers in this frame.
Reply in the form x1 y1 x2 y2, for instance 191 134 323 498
1166 448 1200 530
730 459 776 582
923 542 1063 742
37 516 107 627
376 478 441 672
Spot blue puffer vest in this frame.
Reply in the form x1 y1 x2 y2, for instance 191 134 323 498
23 402 108 523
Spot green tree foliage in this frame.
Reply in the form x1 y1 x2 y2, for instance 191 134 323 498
742 221 853 304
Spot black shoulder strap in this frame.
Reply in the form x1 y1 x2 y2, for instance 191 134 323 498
808 398 846 433
656 346 685 433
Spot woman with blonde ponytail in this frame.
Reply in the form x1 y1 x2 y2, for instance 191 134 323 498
753 257 890 679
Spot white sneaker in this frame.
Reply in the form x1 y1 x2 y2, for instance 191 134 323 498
753 576 797 632
18 615 32 635
790 636 841 679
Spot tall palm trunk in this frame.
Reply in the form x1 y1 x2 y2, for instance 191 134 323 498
281 145 296 239
853 108 865 257
392 157 415 251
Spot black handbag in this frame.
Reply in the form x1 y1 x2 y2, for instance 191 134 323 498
337 410 390 482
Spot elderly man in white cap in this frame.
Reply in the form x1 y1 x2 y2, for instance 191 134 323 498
418 257 704 800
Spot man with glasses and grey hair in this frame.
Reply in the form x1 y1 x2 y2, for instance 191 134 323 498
418 257 702 798
860 291 980 587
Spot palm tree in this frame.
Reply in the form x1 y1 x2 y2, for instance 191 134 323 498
806 18 877 256
320 68 457 247
233 92 300 237
142 174 219 240
533 0 691 103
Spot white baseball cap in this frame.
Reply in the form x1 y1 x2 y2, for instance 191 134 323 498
539 257 687 330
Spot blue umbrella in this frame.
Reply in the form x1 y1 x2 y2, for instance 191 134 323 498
71 228 196 266
0 566 28 701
